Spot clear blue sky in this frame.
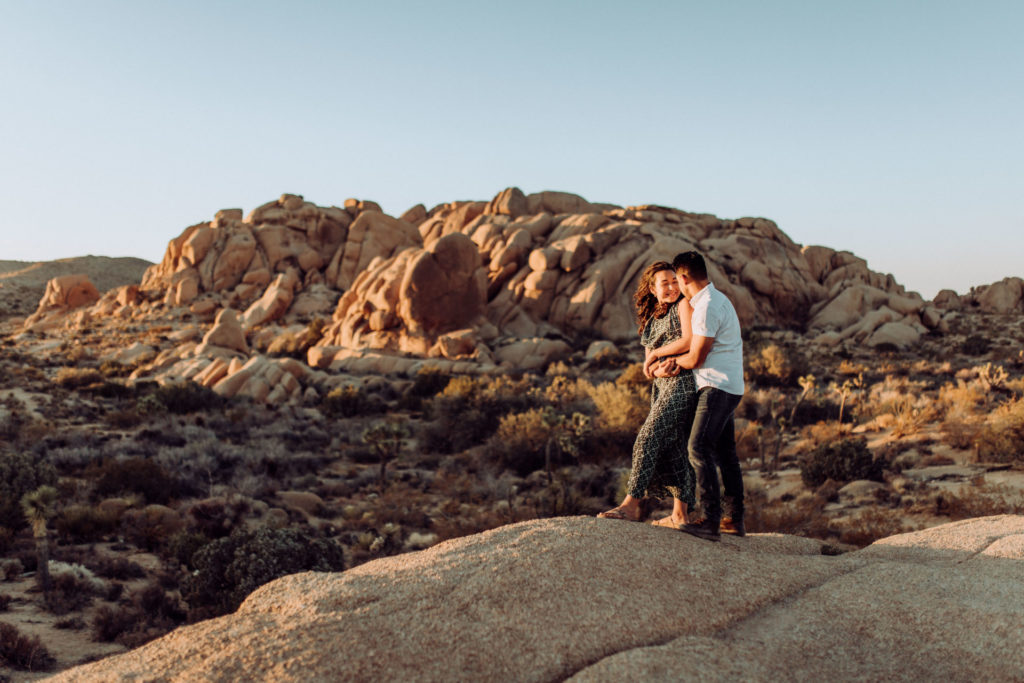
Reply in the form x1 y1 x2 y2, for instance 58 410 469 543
1 0 1021 299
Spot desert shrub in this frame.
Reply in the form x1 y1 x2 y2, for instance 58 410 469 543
54 366 104 389
586 380 648 437
91 581 185 647
0 622 55 671
2 558 24 581
484 407 592 476
974 398 1024 463
837 508 912 547
183 497 252 540
55 503 120 543
184 527 346 619
55 616 85 630
930 482 1024 519
799 438 883 488
614 363 648 390
0 451 57 531
322 385 382 418
743 488 831 539
940 413 983 450
0 526 12 555
958 335 992 356
486 409 549 475
104 407 145 429
99 359 133 378
423 375 536 453
144 382 223 414
165 530 211 570
90 457 182 504
745 343 809 387
45 562 106 615
0 594 10 611
121 506 185 552
408 367 452 399
87 556 146 581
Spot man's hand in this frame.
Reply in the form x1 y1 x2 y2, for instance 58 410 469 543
651 358 680 378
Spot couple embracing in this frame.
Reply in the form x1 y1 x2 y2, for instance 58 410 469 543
598 251 745 542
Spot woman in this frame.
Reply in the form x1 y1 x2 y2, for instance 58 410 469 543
597 261 698 526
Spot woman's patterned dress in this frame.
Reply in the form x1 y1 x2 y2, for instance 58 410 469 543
626 301 698 505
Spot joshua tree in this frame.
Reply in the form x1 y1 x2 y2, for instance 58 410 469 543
363 418 409 486
789 374 817 424
541 407 591 485
20 485 57 594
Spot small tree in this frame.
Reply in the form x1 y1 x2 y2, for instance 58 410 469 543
21 485 58 594
541 407 591 484
363 418 409 485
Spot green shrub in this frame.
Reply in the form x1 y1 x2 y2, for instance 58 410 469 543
90 457 182 504
184 527 346 619
423 375 536 453
799 438 883 488
959 335 992 356
322 385 382 418
144 382 223 414
0 621 55 671
55 504 120 543
0 451 57 531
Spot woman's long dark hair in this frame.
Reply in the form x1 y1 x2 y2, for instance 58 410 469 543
633 261 677 335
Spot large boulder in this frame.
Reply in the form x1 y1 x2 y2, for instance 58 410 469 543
50 516 1024 682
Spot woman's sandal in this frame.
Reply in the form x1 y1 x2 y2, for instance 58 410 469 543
650 516 684 529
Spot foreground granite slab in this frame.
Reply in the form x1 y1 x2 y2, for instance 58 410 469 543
50 515 1024 682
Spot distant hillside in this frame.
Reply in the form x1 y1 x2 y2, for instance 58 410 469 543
0 256 151 320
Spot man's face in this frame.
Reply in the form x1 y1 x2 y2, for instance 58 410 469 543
675 270 688 290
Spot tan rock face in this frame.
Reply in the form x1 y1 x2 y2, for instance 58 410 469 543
398 232 485 335
42 186 967 396
51 515 1024 682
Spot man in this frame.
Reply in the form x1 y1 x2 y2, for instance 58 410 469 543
671 251 745 541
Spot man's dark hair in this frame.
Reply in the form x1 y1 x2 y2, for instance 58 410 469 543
673 251 708 280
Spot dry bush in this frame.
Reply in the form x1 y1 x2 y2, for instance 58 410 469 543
92 582 185 647
889 395 938 438
800 421 847 448
423 375 537 453
54 366 104 389
745 343 808 387
974 398 1024 463
799 438 883 487
930 483 1024 519
90 457 184 504
55 504 121 543
2 558 24 581
45 562 107 615
836 359 868 376
0 621 55 671
836 509 913 547
939 413 983 450
486 408 551 476
586 380 648 435
937 380 988 417
744 488 831 539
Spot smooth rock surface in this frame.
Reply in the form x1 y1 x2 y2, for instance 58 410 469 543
51 515 1024 682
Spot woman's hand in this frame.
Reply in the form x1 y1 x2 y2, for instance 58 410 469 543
643 351 661 377
651 358 680 378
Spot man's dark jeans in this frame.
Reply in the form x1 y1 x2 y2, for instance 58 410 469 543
687 387 743 526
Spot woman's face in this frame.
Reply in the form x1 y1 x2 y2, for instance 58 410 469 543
649 269 680 304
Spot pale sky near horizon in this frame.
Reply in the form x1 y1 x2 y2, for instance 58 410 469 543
1 0 1021 300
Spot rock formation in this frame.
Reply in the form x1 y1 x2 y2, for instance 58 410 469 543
20 188 965 401
50 515 1024 681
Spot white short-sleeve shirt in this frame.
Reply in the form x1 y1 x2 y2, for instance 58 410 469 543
689 282 745 395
